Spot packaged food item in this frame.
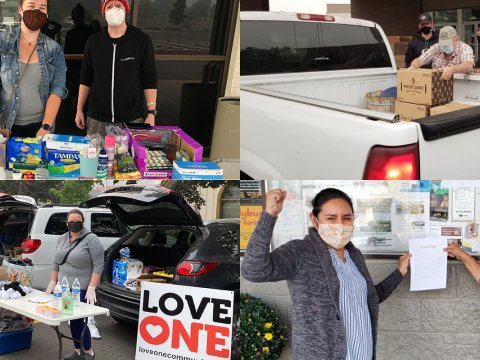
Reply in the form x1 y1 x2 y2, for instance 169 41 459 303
106 126 129 155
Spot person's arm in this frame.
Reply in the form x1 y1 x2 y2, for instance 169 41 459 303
144 88 157 126
36 94 61 138
141 34 157 126
241 212 301 282
375 254 411 303
242 189 301 282
405 41 415 68
409 44 436 69
76 38 94 129
86 235 105 304
45 270 59 293
444 242 480 282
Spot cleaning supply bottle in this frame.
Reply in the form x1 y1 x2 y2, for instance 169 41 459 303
96 149 108 179
62 288 74 315
72 278 81 306
104 135 116 176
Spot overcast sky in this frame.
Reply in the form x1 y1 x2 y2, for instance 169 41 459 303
269 0 351 14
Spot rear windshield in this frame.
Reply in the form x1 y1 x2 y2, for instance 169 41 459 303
241 20 392 75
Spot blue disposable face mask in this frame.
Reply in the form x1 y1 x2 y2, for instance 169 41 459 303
441 45 454 54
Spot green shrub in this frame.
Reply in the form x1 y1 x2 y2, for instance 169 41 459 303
240 293 287 359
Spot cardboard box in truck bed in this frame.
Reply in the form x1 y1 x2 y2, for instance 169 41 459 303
430 102 475 116
395 101 430 121
397 69 453 106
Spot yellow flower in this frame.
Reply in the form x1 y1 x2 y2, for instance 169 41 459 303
264 333 273 341
257 332 260 336
264 322 272 329
262 346 270 353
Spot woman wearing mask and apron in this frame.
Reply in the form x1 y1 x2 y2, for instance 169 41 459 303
242 188 411 360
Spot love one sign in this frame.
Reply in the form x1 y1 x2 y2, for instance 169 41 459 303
136 282 234 360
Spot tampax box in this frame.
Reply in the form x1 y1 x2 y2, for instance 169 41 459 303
172 161 223 180
395 101 430 121
127 126 203 179
430 102 475 116
43 134 91 178
397 69 453 106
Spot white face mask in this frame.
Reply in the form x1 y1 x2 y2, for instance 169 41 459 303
317 223 354 249
105 7 125 27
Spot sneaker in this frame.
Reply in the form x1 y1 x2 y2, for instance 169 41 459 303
63 351 81 360
88 323 101 339
83 351 96 359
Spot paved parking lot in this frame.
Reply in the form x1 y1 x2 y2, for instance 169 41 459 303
3 315 138 360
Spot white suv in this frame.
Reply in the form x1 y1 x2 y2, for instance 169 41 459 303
22 206 126 290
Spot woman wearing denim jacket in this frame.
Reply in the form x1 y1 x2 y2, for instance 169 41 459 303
0 0 67 138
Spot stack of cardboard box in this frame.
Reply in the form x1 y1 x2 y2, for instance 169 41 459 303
395 69 454 121
387 35 412 69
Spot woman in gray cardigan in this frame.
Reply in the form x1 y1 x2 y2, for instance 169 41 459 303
242 188 411 360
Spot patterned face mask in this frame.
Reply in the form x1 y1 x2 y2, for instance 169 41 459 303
316 223 354 249
22 9 48 31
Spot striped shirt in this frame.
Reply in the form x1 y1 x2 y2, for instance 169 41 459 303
329 248 373 360
419 42 474 69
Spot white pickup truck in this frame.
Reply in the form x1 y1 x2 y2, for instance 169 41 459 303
240 12 480 179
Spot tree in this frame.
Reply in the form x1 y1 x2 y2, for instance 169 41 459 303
0 181 64 205
188 0 212 18
161 180 239 209
49 181 99 205
169 0 186 27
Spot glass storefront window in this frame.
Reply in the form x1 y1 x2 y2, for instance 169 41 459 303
464 7 480 21
137 0 227 55
434 9 457 23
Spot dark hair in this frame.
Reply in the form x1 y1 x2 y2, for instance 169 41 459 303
67 209 84 222
71 3 85 24
311 188 354 217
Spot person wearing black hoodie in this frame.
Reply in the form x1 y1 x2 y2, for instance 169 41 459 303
405 12 438 68
75 0 157 136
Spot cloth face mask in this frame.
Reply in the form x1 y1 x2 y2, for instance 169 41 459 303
317 223 354 249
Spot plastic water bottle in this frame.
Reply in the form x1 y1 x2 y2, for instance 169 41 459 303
61 276 69 294
53 282 62 310
72 278 81 307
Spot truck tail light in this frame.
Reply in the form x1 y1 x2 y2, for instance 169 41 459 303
21 239 42 254
296 14 335 22
176 261 219 276
363 143 419 180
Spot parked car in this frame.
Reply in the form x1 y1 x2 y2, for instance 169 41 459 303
174 218 240 359
22 205 127 289
0 194 36 256
81 186 239 358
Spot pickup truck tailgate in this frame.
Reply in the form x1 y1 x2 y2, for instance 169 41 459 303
241 90 419 179
414 106 480 178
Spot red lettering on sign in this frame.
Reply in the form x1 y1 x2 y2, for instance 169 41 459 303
205 324 230 358
171 319 202 352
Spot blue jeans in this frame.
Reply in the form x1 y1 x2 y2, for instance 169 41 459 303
69 289 91 350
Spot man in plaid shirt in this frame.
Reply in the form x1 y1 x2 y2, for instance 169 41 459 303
409 26 474 80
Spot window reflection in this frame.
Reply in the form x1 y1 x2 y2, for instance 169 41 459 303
137 0 221 55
